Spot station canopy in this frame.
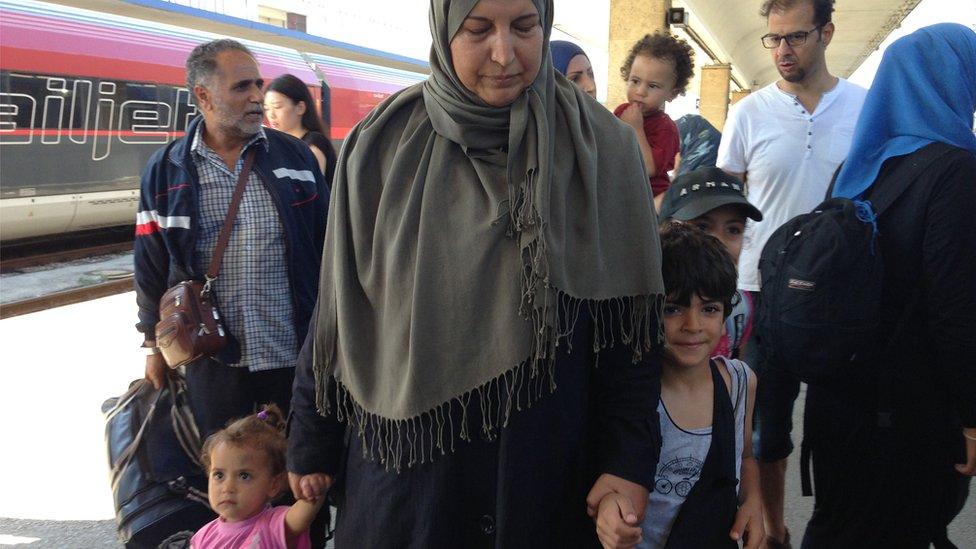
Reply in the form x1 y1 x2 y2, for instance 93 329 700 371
656 0 919 90
46 0 921 91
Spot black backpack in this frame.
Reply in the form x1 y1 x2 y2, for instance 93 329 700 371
756 143 953 385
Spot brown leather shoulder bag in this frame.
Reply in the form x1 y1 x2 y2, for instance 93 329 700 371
155 149 255 368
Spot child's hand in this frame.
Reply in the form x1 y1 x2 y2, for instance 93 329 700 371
284 474 330 549
729 498 764 549
595 492 643 548
585 473 648 520
954 427 976 476
287 472 332 503
619 103 644 131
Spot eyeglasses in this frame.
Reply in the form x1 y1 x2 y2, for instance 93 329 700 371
760 26 822 49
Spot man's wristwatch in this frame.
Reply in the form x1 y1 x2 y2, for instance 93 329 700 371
144 345 161 356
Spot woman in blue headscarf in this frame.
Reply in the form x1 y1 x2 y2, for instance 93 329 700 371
550 40 597 98
804 23 976 548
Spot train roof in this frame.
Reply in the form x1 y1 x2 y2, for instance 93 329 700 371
114 0 430 72
0 0 429 88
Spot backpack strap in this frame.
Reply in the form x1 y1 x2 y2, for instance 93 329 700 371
825 142 955 214
867 142 955 215
871 143 955 427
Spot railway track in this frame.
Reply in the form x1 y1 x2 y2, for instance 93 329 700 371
0 241 133 273
1 232 135 319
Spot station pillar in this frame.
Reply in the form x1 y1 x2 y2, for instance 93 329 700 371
607 0 671 108
699 63 731 131
731 89 752 105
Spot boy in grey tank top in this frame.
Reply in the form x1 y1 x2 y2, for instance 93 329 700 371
640 223 762 548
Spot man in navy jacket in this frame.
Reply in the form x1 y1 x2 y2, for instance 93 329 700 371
135 39 328 437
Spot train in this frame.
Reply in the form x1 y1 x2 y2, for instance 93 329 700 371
0 0 428 243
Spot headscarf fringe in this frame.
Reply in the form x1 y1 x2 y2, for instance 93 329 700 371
312 290 662 472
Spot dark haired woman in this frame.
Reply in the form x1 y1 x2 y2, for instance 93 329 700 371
265 74 337 183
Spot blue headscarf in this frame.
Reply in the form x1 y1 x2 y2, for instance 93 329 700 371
550 40 588 75
832 23 976 200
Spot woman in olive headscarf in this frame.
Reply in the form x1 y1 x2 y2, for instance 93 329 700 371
288 0 664 545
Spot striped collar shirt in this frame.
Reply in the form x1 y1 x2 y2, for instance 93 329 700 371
190 124 298 372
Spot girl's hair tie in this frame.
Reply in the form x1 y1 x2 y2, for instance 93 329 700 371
257 410 269 421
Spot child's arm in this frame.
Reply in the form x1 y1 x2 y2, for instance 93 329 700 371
730 367 763 548
595 492 643 549
618 104 658 177
283 473 330 549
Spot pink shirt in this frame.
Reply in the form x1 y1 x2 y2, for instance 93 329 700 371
191 505 310 549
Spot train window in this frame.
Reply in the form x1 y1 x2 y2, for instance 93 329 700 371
119 83 170 145
0 72 44 130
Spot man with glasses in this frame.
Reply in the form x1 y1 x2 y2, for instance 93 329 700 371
716 1 866 547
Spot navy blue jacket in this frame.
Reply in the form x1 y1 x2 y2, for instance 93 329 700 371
134 116 329 363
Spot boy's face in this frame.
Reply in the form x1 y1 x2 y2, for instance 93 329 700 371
663 294 725 371
626 54 679 114
689 204 748 264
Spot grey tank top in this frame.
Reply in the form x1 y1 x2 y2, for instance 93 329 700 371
639 357 751 549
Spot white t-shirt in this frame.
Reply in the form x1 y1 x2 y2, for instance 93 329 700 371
717 79 867 290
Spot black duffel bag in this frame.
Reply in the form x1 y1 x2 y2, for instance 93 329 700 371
103 374 214 548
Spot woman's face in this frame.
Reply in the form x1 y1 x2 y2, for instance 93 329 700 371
565 53 596 98
449 0 544 107
263 90 304 134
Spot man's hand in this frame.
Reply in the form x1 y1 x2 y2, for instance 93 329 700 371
586 473 649 520
144 353 168 390
288 472 333 503
730 498 764 549
955 427 976 476
595 492 643 548
619 103 644 131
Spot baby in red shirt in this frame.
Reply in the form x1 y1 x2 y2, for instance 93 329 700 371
614 32 695 208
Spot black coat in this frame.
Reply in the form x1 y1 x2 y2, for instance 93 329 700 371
288 308 662 548
664 359 739 549
803 145 976 548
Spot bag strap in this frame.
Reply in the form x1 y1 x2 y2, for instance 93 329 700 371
169 376 205 469
111 376 205 482
111 382 165 481
825 142 954 216
867 142 954 216
204 148 256 288
873 144 955 429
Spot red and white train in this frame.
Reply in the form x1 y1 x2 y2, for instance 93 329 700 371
0 0 428 242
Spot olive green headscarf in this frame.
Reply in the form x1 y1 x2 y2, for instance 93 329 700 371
313 0 664 470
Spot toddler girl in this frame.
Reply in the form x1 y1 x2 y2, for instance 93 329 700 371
192 405 324 549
